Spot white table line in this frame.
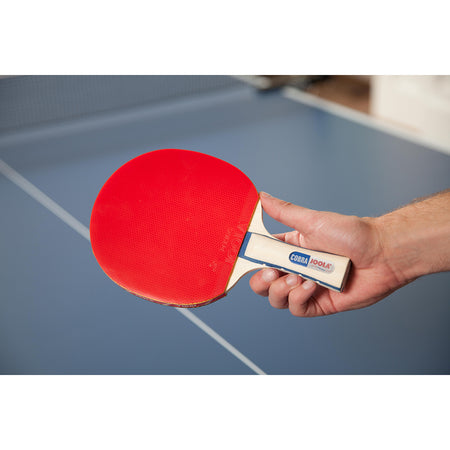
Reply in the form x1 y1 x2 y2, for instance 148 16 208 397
0 158 266 375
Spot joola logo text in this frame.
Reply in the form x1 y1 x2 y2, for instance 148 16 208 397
289 252 334 273
308 257 334 273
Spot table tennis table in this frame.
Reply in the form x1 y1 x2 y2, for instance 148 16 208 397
1 75 449 374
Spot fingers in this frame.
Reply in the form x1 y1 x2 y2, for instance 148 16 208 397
286 279 317 316
260 192 318 233
249 269 318 316
249 268 281 297
268 273 300 310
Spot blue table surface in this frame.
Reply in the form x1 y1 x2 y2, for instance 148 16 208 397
1 76 449 374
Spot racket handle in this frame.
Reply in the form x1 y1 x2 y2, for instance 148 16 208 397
238 232 351 292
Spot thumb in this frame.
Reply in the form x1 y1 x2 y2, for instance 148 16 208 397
259 192 318 233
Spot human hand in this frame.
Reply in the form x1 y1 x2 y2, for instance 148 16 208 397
249 193 406 317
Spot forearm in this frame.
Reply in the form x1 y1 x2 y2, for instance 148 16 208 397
374 189 450 285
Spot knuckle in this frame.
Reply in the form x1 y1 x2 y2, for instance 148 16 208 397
287 288 310 316
249 272 268 294
269 300 287 309
269 278 289 297
289 301 307 317
290 309 304 317
268 283 289 308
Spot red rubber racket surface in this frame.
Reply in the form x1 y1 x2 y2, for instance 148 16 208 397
90 149 258 307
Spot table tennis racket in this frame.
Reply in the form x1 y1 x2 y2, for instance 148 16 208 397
90 149 351 308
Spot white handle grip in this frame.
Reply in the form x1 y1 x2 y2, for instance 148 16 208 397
238 232 351 292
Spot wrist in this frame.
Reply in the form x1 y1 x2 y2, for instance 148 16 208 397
373 213 423 286
373 197 450 285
